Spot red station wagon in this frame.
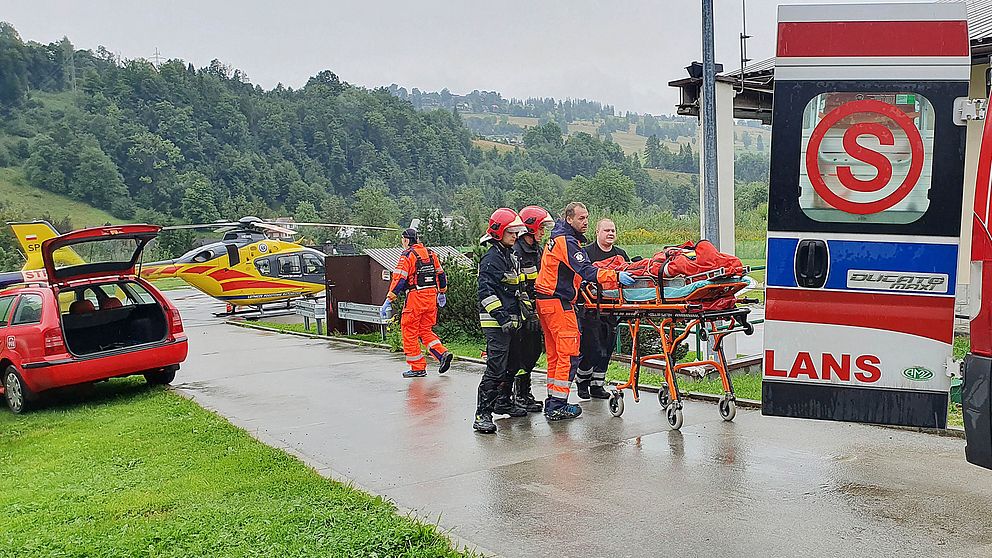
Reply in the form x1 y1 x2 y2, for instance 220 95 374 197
0 225 188 413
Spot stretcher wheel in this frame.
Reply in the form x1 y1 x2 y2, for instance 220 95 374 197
698 328 708 342
609 391 625 417
743 322 754 335
657 384 670 408
666 403 684 430
719 396 736 421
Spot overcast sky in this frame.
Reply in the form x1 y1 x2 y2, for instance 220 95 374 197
4 0 907 115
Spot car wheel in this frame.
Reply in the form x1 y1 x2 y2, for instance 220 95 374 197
4 366 34 414
144 367 177 385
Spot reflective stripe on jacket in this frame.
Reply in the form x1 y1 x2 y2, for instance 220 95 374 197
534 219 617 303
478 242 524 328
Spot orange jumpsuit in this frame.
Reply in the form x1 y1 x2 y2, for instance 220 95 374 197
387 244 449 372
534 220 617 403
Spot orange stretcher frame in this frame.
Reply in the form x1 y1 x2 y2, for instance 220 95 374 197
578 268 755 430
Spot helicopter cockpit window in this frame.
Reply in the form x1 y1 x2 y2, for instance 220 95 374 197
303 254 324 275
277 255 301 276
255 258 271 276
191 249 215 263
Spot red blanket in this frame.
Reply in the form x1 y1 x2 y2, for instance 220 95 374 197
594 240 743 290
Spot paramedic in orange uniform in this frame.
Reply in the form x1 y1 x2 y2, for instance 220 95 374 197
380 228 454 378
534 202 634 420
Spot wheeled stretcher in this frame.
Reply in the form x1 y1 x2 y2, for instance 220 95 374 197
578 266 757 430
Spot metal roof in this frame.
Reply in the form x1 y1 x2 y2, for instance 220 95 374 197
940 0 992 42
721 57 775 79
362 246 472 271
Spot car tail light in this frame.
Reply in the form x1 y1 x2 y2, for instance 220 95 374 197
169 307 184 334
44 328 65 356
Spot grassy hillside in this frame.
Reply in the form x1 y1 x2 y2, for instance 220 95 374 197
471 138 519 154
0 167 118 227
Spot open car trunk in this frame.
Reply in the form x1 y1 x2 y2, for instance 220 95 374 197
60 281 169 357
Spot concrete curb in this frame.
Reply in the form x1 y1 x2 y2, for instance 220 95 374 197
229 320 966 439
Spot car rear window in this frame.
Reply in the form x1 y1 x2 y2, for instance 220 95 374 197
60 281 158 314
11 294 43 325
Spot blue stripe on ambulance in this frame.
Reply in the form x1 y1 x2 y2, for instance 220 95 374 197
766 237 957 293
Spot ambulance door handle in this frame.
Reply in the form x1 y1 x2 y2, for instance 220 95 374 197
795 239 828 289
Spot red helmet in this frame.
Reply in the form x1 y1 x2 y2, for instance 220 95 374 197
481 208 526 244
518 205 554 235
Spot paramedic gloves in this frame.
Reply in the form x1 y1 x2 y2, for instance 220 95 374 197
618 271 636 286
500 321 518 334
380 300 392 319
437 293 447 308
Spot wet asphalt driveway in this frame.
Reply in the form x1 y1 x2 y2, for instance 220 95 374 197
171 290 992 557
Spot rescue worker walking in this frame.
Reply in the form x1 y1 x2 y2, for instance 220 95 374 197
381 228 454 378
577 218 630 400
512 205 554 413
474 208 530 434
534 202 635 420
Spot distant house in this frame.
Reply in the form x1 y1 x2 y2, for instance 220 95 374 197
270 217 297 240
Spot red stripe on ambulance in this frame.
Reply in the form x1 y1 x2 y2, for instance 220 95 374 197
765 287 954 343
776 20 969 58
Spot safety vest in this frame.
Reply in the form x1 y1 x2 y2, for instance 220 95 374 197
411 248 438 290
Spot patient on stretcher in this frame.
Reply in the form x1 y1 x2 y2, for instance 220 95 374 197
591 240 750 310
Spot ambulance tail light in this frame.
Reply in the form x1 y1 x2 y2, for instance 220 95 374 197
44 328 65 356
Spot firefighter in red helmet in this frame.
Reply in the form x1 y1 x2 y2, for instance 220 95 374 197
381 228 454 378
473 208 529 434
511 205 554 412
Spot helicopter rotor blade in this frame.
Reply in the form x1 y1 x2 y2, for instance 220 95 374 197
162 222 239 231
254 222 298 236
292 222 399 232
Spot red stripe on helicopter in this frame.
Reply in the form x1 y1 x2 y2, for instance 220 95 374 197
208 268 253 280
776 20 969 58
185 265 213 274
220 279 305 292
765 287 954 343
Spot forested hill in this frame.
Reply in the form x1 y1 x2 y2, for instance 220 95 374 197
0 23 766 252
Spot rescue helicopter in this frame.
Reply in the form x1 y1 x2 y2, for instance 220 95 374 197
6 217 396 311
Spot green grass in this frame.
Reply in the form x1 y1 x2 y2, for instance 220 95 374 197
0 379 470 557
150 277 189 291
0 167 118 227
610 130 647 156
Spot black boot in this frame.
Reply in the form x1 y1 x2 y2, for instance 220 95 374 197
473 412 497 434
514 373 543 412
588 385 611 399
576 380 591 401
494 381 527 417
494 397 528 417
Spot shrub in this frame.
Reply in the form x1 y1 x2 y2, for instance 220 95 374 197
437 257 481 341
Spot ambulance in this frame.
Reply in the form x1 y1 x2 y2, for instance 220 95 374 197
762 2 971 429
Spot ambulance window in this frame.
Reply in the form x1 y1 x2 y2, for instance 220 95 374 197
255 258 271 276
0 296 14 326
799 92 934 225
303 254 324 275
